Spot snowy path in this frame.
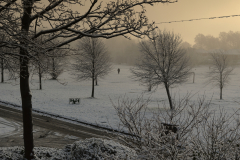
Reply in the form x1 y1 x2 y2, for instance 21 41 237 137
0 104 112 148
0 117 20 138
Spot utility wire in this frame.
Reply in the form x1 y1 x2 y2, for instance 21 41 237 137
156 14 240 24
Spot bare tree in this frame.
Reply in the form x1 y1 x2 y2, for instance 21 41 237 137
0 36 19 82
131 30 191 110
49 57 64 80
30 54 48 90
33 37 67 81
0 33 12 83
206 52 234 100
29 39 67 89
0 0 177 158
48 49 67 80
0 56 16 83
0 50 7 83
72 37 111 98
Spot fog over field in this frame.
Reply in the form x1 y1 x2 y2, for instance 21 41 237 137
101 32 240 66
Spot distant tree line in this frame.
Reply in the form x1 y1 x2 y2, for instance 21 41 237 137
103 31 240 66
193 31 240 51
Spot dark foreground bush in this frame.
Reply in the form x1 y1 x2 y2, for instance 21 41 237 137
0 138 136 160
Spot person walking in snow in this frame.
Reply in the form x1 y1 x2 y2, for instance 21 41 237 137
117 68 120 74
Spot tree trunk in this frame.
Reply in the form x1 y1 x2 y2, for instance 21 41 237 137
220 86 223 100
148 83 151 91
1 58 3 83
220 73 223 100
39 66 42 90
91 58 95 97
52 57 56 79
20 50 34 160
164 83 173 110
192 72 195 83
91 75 95 97
95 76 98 86
20 1 34 159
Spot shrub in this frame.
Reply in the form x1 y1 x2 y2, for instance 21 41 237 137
70 138 137 160
112 95 240 159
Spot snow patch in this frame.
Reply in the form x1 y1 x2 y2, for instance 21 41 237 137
0 117 20 138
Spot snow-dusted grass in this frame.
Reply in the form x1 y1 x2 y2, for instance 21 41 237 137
71 138 136 159
0 65 240 129
0 146 71 160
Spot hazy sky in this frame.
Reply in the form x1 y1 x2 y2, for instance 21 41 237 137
143 0 240 44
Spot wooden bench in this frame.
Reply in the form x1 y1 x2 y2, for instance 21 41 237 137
69 98 80 104
161 123 178 134
161 123 179 140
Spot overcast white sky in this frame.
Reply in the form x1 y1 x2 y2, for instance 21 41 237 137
143 0 240 44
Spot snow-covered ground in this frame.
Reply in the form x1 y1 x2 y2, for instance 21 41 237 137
0 117 20 138
0 65 239 129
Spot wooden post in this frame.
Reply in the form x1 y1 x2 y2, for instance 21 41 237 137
192 72 195 83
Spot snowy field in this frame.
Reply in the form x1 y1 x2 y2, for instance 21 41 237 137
0 65 240 129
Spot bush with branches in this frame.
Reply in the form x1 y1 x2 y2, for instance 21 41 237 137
112 95 240 159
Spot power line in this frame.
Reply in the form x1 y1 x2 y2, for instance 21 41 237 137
156 14 240 24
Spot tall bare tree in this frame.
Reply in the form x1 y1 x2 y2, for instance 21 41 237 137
0 0 177 158
207 52 234 100
29 38 67 89
30 54 48 90
0 35 18 82
0 33 10 83
131 30 191 110
72 37 111 98
48 49 67 80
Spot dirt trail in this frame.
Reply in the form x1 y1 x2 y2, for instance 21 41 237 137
0 105 112 148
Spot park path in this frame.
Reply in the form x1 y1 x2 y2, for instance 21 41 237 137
0 104 112 148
